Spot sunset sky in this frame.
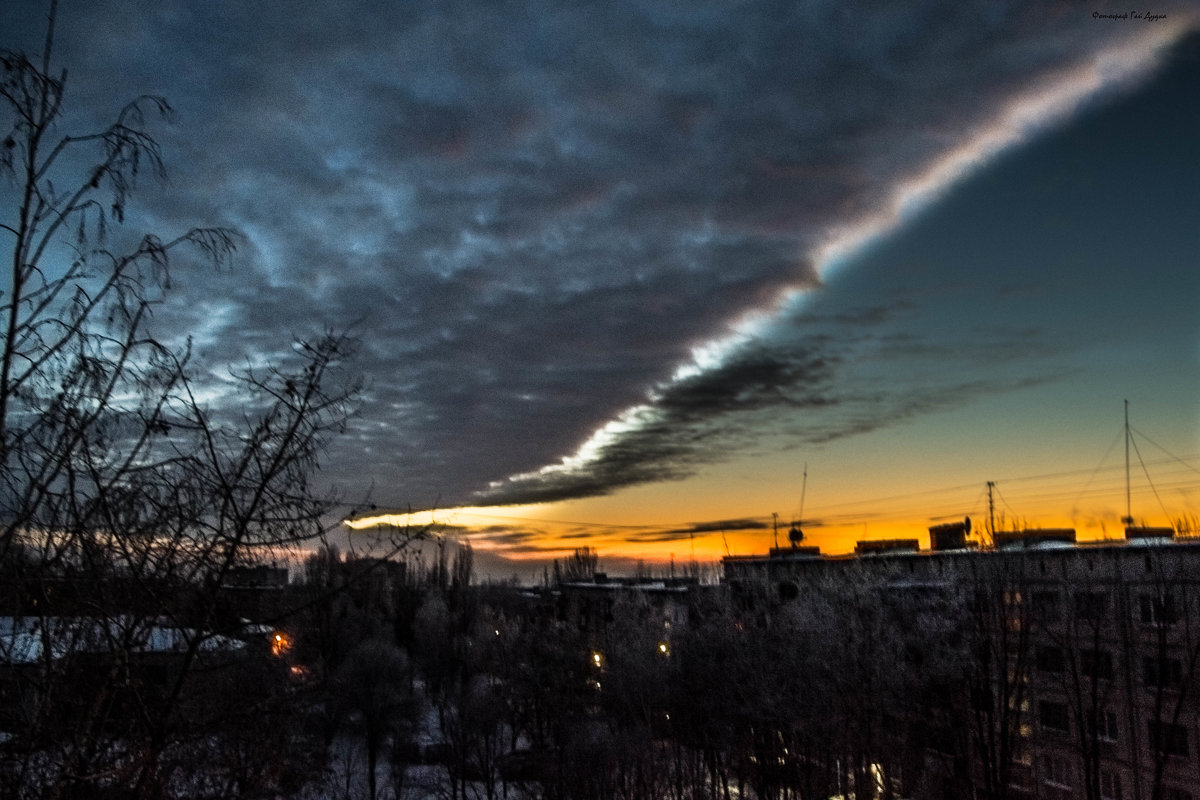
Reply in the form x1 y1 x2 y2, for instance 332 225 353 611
5 1 1199 579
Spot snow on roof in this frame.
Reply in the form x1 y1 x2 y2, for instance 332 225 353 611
0 616 243 663
0 631 68 664
138 627 244 654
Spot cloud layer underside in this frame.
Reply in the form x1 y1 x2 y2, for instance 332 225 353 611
6 0 1193 509
472 316 1062 506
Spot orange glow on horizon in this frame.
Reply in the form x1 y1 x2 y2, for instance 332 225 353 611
344 421 1198 575
344 496 1181 572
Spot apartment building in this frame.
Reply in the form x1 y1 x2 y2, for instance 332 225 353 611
723 527 1200 800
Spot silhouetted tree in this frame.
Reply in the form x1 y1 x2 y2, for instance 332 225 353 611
334 639 413 800
952 553 1037 800
1129 547 1200 800
556 546 599 584
0 7 382 798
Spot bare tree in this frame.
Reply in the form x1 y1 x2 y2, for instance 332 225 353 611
334 639 414 800
950 553 1037 800
556 547 599 584
1 6 376 798
1031 571 1123 800
1128 547 1200 800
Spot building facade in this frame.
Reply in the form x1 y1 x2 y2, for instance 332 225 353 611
723 528 1200 800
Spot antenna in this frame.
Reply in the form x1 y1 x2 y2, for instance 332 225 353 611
797 463 808 520
789 463 808 547
986 481 996 547
1123 399 1133 526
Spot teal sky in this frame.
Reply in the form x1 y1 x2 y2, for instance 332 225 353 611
441 27 1200 571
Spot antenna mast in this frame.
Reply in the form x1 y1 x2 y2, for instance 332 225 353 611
1123 399 1133 526
798 463 808 522
789 464 809 548
987 481 996 546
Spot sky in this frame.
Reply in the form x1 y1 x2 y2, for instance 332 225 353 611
4 1 1199 579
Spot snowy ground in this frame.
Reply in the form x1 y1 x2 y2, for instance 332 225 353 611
293 680 456 800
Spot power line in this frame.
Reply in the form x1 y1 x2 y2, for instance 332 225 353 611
1132 427 1200 476
355 451 1199 541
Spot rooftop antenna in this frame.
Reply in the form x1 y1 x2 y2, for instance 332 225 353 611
789 463 808 547
987 481 996 546
1123 399 1134 526
772 512 779 550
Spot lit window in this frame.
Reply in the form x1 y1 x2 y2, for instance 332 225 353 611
270 631 290 657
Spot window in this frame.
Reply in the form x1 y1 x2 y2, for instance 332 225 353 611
1039 701 1070 733
1006 664 1028 685
1037 645 1066 673
1100 770 1122 800
970 684 993 712
1089 709 1119 743
969 589 988 614
1074 591 1108 622
1041 754 1072 788
1004 590 1024 631
1148 720 1189 757
1032 590 1061 622
1081 649 1114 681
1144 656 1184 689
1140 593 1179 626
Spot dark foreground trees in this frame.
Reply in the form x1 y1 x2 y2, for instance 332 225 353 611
0 8 378 798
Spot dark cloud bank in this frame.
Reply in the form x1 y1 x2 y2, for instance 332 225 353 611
4 1 1197 512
